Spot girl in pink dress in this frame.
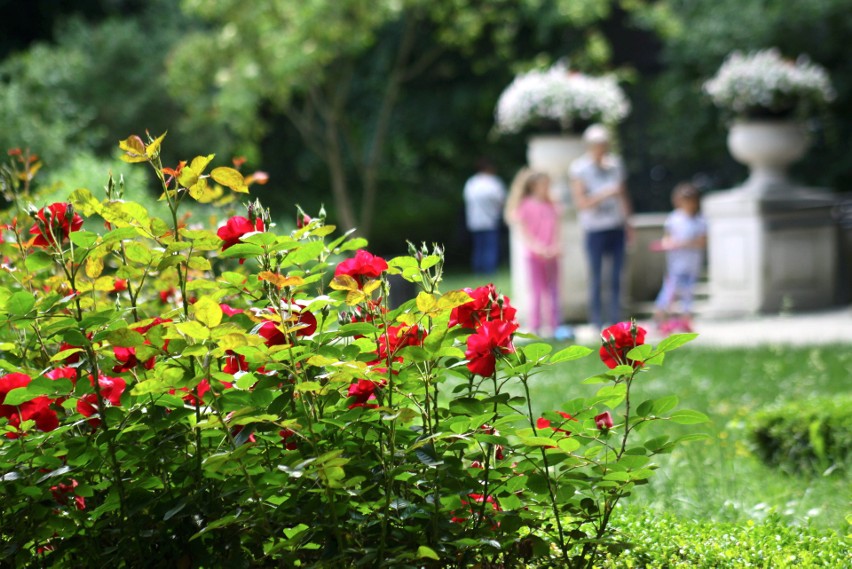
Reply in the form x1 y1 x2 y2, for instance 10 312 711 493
514 172 562 337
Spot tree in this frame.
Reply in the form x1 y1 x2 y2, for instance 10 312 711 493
168 0 616 235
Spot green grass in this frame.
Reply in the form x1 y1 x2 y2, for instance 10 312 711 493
436 267 851 533
525 343 852 533
438 264 512 296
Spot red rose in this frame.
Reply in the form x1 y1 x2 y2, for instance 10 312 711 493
377 324 425 361
347 379 380 409
77 374 127 427
170 378 233 406
258 321 287 347
594 411 614 431
599 321 647 369
111 279 128 293
217 216 264 263
223 351 249 375
464 320 517 376
279 428 298 450
0 373 59 437
335 250 388 283
220 303 243 317
536 411 576 433
29 203 84 248
449 284 517 329
50 479 86 511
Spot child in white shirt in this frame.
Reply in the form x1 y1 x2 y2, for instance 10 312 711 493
654 183 707 333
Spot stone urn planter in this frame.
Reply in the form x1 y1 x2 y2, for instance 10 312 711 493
727 120 809 194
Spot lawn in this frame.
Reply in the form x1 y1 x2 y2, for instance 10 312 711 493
438 266 851 533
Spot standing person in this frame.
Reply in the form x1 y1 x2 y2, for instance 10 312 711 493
570 124 632 331
653 183 707 333
464 158 507 275
514 171 561 338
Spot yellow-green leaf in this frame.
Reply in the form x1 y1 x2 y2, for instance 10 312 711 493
192 296 223 328
210 167 249 193
416 292 436 313
118 135 147 163
145 131 167 158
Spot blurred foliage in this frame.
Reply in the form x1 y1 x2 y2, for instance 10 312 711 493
2 0 852 265
625 0 852 193
168 0 618 237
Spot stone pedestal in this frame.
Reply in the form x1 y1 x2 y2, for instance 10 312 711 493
509 135 587 326
703 187 838 315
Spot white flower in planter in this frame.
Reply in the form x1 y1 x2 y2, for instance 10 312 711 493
495 63 630 135
703 48 834 118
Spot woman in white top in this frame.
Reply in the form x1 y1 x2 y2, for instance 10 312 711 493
569 124 633 331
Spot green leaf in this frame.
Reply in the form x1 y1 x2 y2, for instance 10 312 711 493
656 333 698 353
625 344 653 362
522 342 552 362
668 409 710 424
7 291 35 316
417 546 440 561
220 243 264 259
24 251 54 272
652 395 679 416
550 345 593 363
282 240 325 266
69 230 99 248
192 296 223 328
106 328 145 347
521 435 558 448
175 321 210 340
3 387 37 406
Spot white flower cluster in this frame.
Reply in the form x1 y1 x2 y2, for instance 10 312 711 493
495 64 630 134
704 48 834 115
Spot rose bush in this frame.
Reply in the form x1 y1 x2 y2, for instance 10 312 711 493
0 135 706 568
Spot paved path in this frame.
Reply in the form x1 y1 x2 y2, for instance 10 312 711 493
572 306 852 347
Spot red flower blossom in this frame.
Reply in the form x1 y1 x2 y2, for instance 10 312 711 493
159 287 178 304
223 351 249 375
45 367 77 382
594 411 614 431
112 318 171 373
258 321 287 347
111 279 128 293
220 303 243 317
170 378 233 406
297 213 311 228
279 428 298 450
536 411 576 433
29 203 83 248
217 216 264 263
0 373 59 437
347 379 380 409
334 250 388 284
50 479 86 511
599 321 647 369
76 374 127 428
464 320 517 376
377 324 426 361
449 283 517 329
450 493 501 525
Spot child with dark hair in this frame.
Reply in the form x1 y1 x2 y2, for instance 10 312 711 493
653 183 707 333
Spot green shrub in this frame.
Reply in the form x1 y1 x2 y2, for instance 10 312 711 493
748 396 852 475
603 510 849 568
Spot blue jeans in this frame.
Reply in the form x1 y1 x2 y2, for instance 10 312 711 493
470 229 500 274
585 228 625 330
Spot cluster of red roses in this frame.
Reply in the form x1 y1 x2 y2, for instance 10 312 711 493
331 250 429 409
0 369 126 438
449 283 518 377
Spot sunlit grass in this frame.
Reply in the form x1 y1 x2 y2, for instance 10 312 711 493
437 267 851 532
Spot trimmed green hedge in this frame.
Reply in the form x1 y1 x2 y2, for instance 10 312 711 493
748 396 852 475
600 511 848 568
